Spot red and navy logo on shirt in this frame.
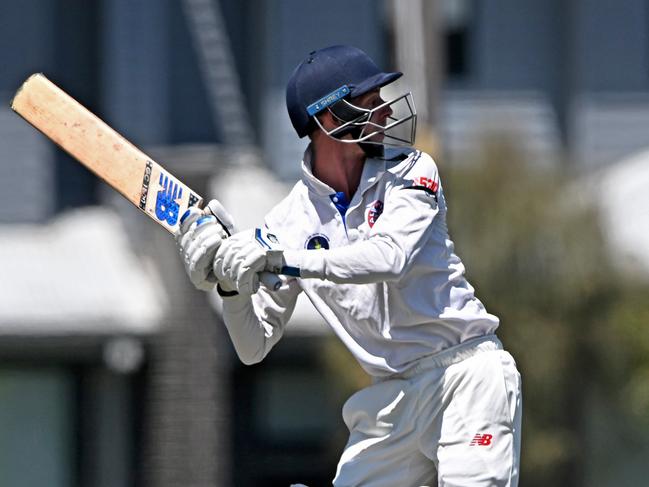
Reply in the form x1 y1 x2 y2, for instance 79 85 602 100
367 200 384 228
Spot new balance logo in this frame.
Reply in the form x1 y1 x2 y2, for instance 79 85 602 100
470 433 493 446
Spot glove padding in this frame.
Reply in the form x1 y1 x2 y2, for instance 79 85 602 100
175 200 233 291
213 229 268 296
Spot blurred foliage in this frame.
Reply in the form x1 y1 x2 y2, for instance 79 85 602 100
442 139 649 486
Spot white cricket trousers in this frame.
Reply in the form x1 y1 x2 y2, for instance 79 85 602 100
333 335 522 487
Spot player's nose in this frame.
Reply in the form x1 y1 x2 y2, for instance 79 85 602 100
377 99 392 119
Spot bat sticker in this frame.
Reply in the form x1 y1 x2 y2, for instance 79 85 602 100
155 173 183 226
140 161 153 210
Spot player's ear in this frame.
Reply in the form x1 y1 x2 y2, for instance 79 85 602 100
316 110 339 130
308 112 330 138
309 110 344 139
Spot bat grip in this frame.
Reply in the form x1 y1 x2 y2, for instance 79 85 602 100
259 271 282 291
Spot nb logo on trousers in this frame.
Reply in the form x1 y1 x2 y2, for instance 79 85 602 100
470 433 493 446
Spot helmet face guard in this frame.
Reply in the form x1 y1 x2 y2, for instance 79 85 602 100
313 91 417 148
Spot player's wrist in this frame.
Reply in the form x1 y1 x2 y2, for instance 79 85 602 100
280 249 324 279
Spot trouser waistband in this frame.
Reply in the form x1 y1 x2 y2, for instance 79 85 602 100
387 334 503 381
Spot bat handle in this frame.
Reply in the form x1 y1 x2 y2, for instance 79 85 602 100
259 271 282 291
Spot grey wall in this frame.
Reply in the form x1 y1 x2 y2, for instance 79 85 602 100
473 0 565 94
458 0 649 95
0 1 57 95
572 0 649 92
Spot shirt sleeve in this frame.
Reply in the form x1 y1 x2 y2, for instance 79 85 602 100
283 151 441 284
221 277 302 365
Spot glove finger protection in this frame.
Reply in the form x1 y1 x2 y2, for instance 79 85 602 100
186 217 228 289
214 231 268 295
175 209 227 291
183 216 218 290
213 236 245 292
183 215 226 258
174 206 205 250
233 242 267 295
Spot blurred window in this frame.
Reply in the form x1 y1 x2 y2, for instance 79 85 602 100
442 0 474 78
0 368 75 487
252 368 336 443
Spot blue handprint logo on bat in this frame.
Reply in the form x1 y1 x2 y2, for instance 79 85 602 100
155 173 183 226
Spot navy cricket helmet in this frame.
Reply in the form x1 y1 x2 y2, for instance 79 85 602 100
286 45 414 141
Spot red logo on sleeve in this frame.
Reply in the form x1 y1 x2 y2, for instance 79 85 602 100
412 176 439 193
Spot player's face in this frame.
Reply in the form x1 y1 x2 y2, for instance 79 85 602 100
351 89 392 142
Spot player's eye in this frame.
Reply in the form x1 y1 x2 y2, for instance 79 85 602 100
368 94 386 109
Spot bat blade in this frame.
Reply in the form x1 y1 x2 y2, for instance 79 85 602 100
11 73 201 233
10 73 283 291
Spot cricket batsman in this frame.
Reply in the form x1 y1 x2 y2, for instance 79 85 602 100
176 45 522 486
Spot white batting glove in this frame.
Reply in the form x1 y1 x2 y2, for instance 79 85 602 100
175 203 230 291
213 229 268 296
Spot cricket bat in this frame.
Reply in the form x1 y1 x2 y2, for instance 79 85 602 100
11 73 280 290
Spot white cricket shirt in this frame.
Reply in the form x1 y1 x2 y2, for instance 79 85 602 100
221 146 500 377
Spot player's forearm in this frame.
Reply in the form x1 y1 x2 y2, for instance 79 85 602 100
283 235 409 284
221 295 280 365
